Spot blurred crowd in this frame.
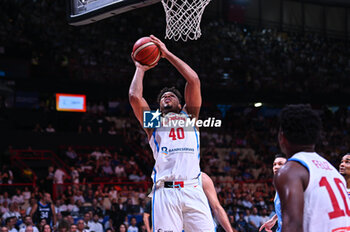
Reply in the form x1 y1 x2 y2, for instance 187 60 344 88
0 0 350 95
2 103 350 231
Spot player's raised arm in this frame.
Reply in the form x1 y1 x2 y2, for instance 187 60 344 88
129 54 156 139
150 35 201 119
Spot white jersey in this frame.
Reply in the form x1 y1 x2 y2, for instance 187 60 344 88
289 152 350 232
149 111 201 183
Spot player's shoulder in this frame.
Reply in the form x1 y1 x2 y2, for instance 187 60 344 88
280 159 309 176
275 160 309 189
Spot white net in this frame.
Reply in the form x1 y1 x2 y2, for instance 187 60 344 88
161 0 212 41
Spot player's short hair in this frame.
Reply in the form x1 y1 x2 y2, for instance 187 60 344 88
279 104 322 145
157 87 183 105
274 154 287 159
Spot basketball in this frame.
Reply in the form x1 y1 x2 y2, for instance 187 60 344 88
132 37 161 66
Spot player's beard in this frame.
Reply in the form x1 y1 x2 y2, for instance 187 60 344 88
162 104 180 115
164 104 172 109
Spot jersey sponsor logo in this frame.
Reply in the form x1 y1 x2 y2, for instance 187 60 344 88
161 147 168 155
143 110 161 128
168 147 194 153
159 147 194 154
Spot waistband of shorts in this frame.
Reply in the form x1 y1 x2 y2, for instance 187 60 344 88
156 179 199 189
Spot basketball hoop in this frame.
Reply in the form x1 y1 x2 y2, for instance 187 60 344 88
161 0 212 41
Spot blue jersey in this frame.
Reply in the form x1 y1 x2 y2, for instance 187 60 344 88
35 201 53 225
274 192 282 232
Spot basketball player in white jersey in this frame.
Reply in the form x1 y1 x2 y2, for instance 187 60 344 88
275 104 350 232
129 35 215 232
143 172 234 232
339 153 350 198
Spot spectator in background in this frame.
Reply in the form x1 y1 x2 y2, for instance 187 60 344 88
104 219 114 232
236 212 248 232
248 207 262 232
45 124 55 133
118 224 127 232
2 203 21 221
57 220 70 232
12 189 24 205
36 219 47 232
64 215 74 226
0 201 9 215
89 213 103 232
24 226 34 232
26 199 36 216
73 191 85 204
127 217 138 232
5 217 18 232
110 152 120 168
91 199 103 219
19 216 39 232
0 226 9 232
109 187 118 200
67 198 79 217
84 189 94 204
65 147 78 164
102 149 112 159
83 212 92 230
42 224 51 232
70 167 79 184
128 170 140 182
1 166 14 184
0 192 11 205
259 208 270 226
32 187 42 201
76 220 87 232
54 167 66 196
114 164 126 177
101 160 113 177
22 187 31 202
241 195 253 209
91 147 103 161
55 199 68 215
70 225 77 232
111 199 126 229
108 126 117 135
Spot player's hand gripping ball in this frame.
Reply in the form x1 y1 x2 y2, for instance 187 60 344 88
132 37 161 66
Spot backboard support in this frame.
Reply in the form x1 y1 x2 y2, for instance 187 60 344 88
67 0 161 26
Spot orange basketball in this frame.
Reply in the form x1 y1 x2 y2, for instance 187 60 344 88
132 37 161 66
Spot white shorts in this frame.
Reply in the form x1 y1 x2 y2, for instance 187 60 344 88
151 178 215 232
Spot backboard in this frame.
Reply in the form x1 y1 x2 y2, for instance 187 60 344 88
67 0 161 26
